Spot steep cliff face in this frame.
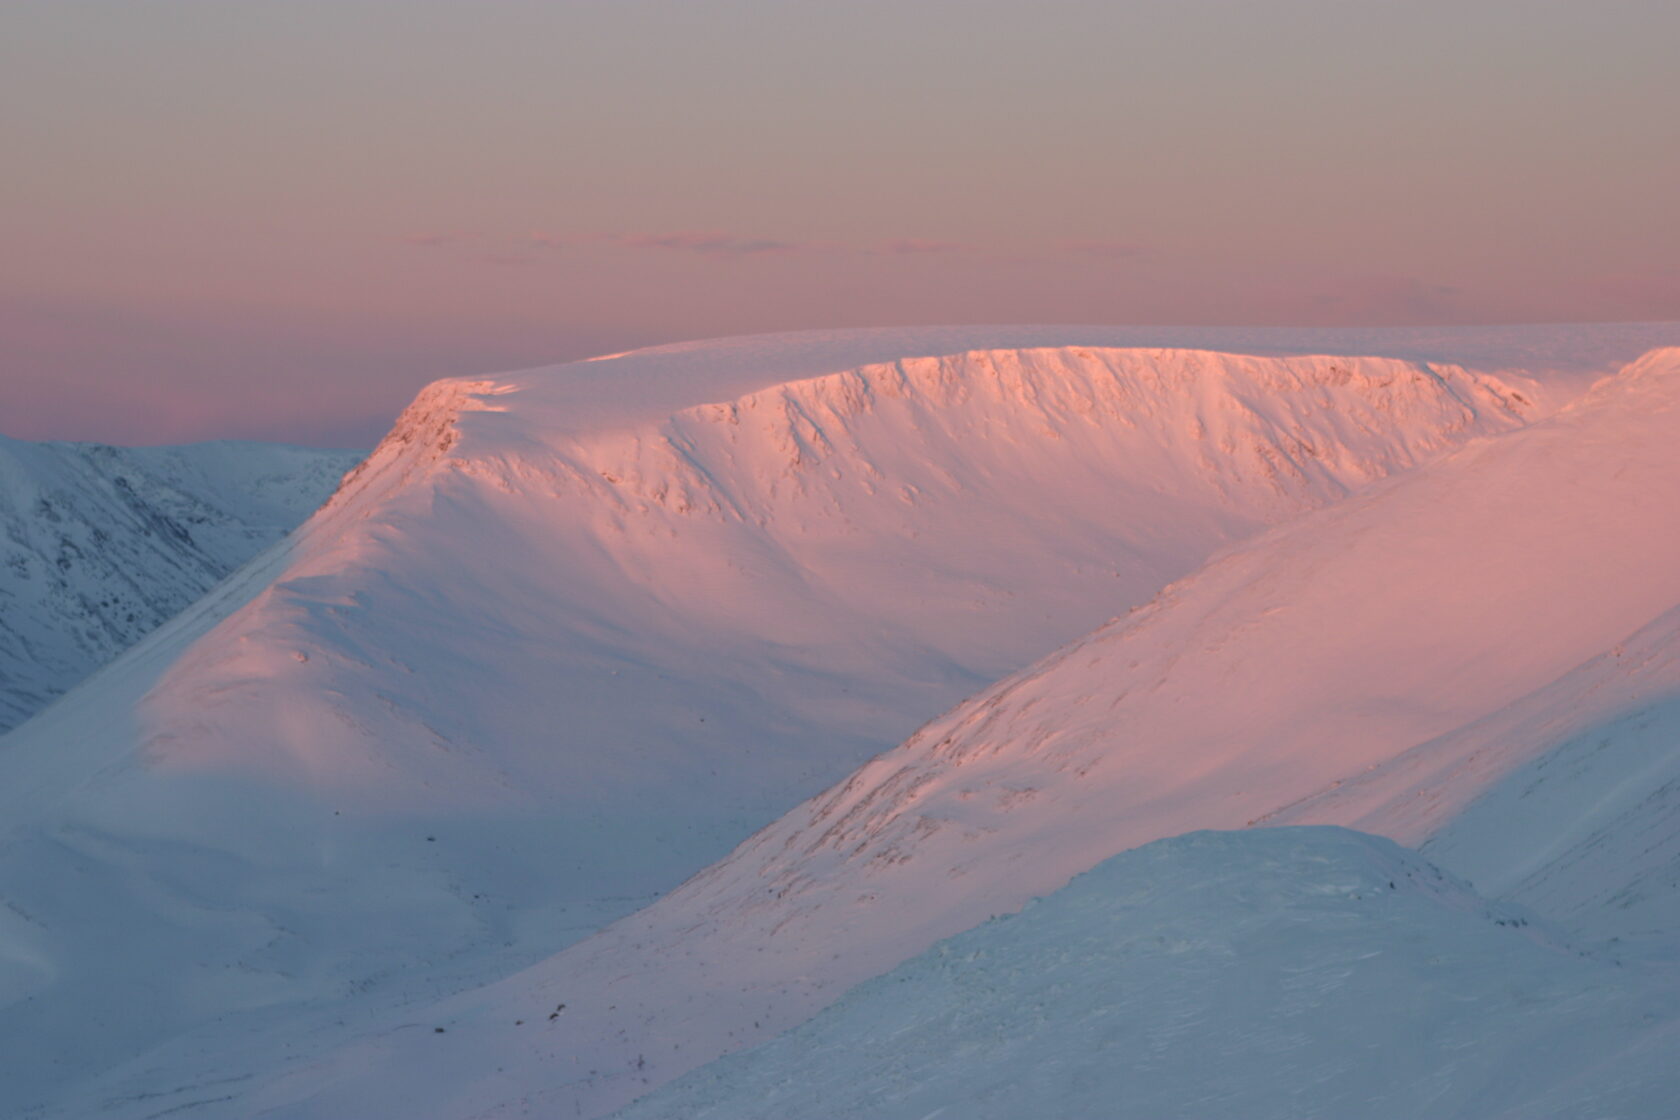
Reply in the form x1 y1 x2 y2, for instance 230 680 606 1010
0 435 360 731
0 339 1547 1115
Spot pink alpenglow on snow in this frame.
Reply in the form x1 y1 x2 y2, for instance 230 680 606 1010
9 328 1680 1119
8 2 1680 1114
138 344 1680 1120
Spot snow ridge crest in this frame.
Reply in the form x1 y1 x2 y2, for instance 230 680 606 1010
323 377 511 513
454 347 1539 529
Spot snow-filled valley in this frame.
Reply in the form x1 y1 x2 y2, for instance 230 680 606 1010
4 322 1680 1118
0 436 360 732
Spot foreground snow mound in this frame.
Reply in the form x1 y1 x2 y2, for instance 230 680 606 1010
0 435 359 731
617 828 1680 1120
208 347 1680 1120
0 338 1541 1111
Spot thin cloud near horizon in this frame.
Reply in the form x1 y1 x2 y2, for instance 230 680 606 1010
402 232 1155 261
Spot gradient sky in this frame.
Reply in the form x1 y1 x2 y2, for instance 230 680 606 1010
4 0 1678 447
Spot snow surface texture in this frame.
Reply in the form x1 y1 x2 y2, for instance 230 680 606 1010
616 828 1680 1120
7 323 1679 1118
185 341 1680 1120
0 435 359 731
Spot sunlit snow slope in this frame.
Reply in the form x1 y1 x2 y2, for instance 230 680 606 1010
0 435 359 731
618 828 1680 1120
222 344 1680 1120
0 326 1583 1115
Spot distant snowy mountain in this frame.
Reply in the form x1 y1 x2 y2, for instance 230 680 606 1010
196 341 1680 1120
0 435 360 731
617 828 1680 1120
6 323 1678 1119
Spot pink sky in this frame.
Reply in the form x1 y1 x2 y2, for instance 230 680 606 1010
3 1 1678 447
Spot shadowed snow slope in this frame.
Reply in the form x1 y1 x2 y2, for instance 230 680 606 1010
0 325 1591 1115
0 435 359 731
188 345 1680 1120
616 828 1680 1120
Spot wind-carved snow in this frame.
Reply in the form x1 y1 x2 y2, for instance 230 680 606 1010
197 346 1680 1120
0 340 1545 1116
0 435 360 732
617 828 1680 1120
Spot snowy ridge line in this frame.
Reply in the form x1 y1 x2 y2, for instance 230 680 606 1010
294 323 1680 531
333 345 1536 520
447 320 1680 438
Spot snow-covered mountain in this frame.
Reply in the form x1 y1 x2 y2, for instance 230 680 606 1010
0 434 360 732
171 339 1680 1120
6 323 1678 1118
617 828 1680 1120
